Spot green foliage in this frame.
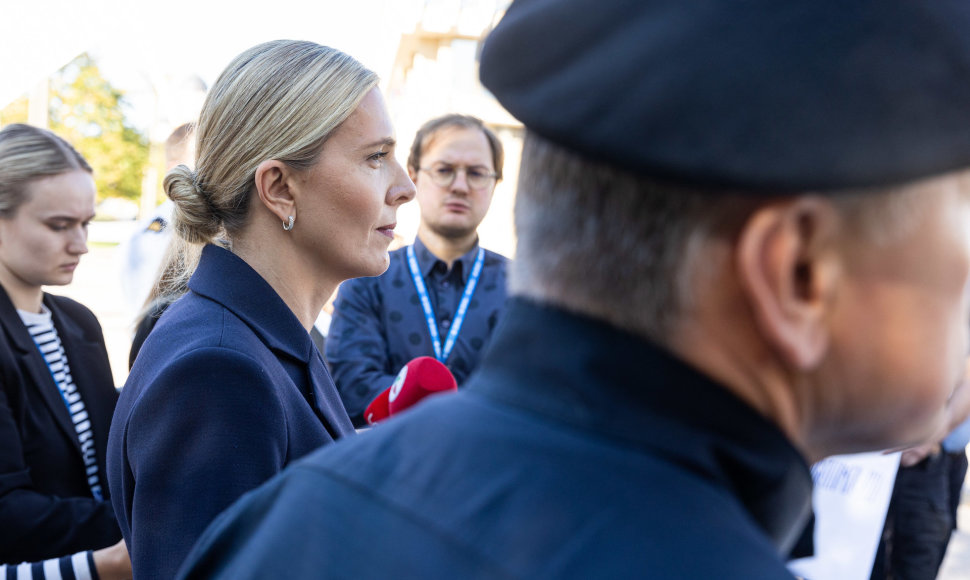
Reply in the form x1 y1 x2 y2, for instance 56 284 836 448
0 54 148 202
35 53 147 202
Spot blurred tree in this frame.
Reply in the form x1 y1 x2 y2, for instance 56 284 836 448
0 53 148 202
50 54 148 202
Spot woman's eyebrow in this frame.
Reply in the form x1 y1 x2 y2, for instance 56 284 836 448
359 137 396 151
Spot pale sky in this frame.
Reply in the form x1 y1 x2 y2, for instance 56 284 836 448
2 0 517 257
3 0 430 127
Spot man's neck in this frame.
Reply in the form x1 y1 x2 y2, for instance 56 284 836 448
667 314 811 459
417 227 478 269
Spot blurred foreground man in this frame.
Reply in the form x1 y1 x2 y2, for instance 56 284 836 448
179 1 970 578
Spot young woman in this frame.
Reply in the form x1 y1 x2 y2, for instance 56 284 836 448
0 124 130 579
106 40 415 580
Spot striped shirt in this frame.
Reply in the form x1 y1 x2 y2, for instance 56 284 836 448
18 307 103 501
1 552 95 580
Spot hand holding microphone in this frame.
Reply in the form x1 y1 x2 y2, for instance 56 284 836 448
364 357 457 425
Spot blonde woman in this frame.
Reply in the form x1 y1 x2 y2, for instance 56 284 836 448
0 124 130 579
106 40 414 580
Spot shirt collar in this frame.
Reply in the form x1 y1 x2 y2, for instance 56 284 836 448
412 236 482 284
471 297 814 557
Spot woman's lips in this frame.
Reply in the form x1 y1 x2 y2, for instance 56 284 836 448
377 224 396 239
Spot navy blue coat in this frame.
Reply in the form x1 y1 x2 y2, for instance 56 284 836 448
0 287 119 564
178 298 813 579
107 245 355 580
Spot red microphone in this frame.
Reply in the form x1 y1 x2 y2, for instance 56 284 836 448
364 357 457 425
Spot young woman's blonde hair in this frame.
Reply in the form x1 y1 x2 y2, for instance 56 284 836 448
0 124 91 216
151 39 379 307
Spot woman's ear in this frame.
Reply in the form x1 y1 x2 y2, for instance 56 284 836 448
735 197 841 371
254 160 296 225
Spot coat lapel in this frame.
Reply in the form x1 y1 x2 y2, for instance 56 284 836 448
191 246 356 438
0 289 80 452
47 296 116 457
308 350 355 438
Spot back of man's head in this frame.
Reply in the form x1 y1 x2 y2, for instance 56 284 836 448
481 0 970 459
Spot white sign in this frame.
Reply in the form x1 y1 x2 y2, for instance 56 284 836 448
788 451 901 580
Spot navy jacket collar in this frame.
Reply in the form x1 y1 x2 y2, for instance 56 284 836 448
188 245 354 435
473 297 814 556
412 236 482 284
189 245 315 364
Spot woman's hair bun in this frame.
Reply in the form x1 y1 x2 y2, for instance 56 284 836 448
164 164 221 245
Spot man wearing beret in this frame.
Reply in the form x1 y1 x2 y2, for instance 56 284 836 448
178 1 970 578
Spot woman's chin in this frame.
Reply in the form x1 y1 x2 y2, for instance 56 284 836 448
349 254 390 280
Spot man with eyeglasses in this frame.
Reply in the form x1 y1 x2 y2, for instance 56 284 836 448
326 114 509 426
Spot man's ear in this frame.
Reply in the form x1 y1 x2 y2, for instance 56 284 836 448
735 198 841 371
254 160 296 226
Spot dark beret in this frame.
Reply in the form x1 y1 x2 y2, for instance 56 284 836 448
479 0 970 192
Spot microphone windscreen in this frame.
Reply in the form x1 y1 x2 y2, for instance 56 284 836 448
387 356 457 415
364 388 390 425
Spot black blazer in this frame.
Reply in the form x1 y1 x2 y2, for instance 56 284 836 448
0 286 121 564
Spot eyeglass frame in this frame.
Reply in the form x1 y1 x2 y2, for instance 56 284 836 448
418 162 499 190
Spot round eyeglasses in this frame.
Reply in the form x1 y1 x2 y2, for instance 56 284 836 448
419 163 498 190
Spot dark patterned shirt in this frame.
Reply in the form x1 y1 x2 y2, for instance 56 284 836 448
326 238 509 425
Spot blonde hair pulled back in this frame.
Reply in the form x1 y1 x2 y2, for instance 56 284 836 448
155 40 379 302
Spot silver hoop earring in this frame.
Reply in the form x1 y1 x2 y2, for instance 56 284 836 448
283 215 295 231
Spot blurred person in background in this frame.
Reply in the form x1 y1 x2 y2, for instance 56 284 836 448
178 1 970 578
122 123 196 370
0 124 130 579
106 39 414 580
119 122 196 324
327 114 508 425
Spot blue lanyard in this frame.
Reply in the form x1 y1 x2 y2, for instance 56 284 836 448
27 333 73 412
407 245 485 363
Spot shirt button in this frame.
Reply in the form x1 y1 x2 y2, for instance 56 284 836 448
441 280 450 288
441 319 452 329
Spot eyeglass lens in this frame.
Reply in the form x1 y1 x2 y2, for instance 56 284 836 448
426 164 495 189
